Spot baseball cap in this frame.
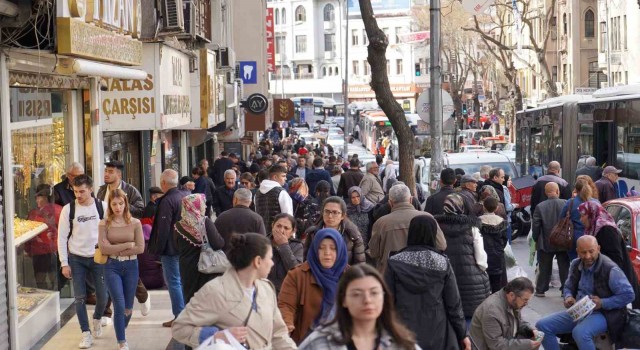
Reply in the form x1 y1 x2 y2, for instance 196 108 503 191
461 174 478 184
602 166 622 175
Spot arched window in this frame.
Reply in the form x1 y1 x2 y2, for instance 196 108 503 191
295 6 306 22
585 10 595 37
282 8 286 24
563 13 567 34
275 9 279 25
322 67 327 76
323 4 335 21
335 67 339 75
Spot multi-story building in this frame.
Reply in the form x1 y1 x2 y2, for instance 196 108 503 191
267 0 345 101
597 0 637 86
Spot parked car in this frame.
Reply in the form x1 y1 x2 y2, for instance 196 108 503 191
603 197 640 283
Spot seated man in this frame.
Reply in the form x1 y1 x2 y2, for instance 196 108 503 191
536 235 634 350
470 277 541 350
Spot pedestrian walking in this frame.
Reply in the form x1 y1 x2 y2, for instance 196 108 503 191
279 228 349 344
175 194 225 304
268 213 303 294
215 188 266 253
212 169 239 216
53 162 84 206
458 174 479 216
531 182 569 297
473 186 508 219
306 158 336 197
337 158 364 198
255 165 294 235
470 277 540 350
386 216 470 350
479 197 509 293
289 178 319 238
303 196 365 265
210 151 234 187
435 193 490 319
425 168 457 215
148 169 190 327
171 233 296 349
346 186 375 247
139 187 164 290
98 189 145 350
530 161 572 215
57 174 108 348
575 156 603 182
595 166 622 203
560 178 595 260
299 264 419 350
359 161 385 203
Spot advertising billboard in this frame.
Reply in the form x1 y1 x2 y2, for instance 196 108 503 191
347 0 411 15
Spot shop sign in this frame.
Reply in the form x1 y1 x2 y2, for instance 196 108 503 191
273 99 294 121
348 84 420 98
10 89 53 123
199 49 218 129
265 8 275 72
56 0 143 65
101 43 192 131
244 94 269 114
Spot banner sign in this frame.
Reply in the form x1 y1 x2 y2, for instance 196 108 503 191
266 8 275 72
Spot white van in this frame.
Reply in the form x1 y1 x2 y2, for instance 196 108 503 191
459 129 494 145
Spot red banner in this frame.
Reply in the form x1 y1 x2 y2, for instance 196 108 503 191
266 8 275 72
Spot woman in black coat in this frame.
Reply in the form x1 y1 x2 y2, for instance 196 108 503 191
386 215 470 350
435 193 491 319
578 200 640 308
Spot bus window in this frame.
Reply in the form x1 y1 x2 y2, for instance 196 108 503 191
616 99 640 180
577 123 594 162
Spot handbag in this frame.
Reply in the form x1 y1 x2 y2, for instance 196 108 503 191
620 309 640 348
549 198 574 250
94 245 108 264
198 230 230 274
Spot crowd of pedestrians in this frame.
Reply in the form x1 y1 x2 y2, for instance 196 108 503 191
48 128 640 350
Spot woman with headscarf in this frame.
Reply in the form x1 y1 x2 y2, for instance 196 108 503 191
435 193 491 320
561 178 597 260
346 186 375 247
386 216 470 350
473 185 508 219
175 194 225 304
578 200 640 308
289 178 318 237
382 160 397 192
278 228 349 344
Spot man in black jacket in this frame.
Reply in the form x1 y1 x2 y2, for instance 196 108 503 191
425 168 457 215
209 152 234 187
212 169 239 216
97 160 145 218
480 168 506 205
148 169 189 327
53 162 84 206
529 161 572 215
215 188 266 253
575 157 603 181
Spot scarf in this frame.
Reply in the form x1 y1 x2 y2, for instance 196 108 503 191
443 193 466 215
307 228 348 326
346 186 375 214
480 185 501 202
578 200 620 237
176 194 207 246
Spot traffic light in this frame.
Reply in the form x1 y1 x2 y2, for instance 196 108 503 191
414 63 421 76
462 103 468 115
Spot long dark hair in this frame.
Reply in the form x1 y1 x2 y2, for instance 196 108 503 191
329 264 416 350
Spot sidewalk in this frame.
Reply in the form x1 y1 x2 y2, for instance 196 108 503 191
37 290 183 350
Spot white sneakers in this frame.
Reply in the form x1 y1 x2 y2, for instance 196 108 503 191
141 294 151 316
100 316 113 327
92 319 103 337
78 331 93 349
118 342 130 350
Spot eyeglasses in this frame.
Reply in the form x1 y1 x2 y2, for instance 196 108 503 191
346 289 385 301
323 209 343 217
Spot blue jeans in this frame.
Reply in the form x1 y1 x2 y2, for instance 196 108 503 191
161 255 184 317
69 254 108 333
536 310 608 350
104 258 139 343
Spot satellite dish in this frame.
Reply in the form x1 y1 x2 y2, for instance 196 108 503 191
461 0 493 15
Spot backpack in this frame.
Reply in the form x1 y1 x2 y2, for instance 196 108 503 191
67 199 105 241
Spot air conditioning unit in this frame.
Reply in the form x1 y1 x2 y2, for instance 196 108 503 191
214 47 236 69
160 0 185 33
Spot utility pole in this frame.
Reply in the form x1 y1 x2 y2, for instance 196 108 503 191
429 0 443 187
343 0 350 156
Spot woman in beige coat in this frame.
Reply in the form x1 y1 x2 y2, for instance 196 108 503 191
172 233 296 350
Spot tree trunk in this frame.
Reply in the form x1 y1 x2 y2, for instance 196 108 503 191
358 0 415 194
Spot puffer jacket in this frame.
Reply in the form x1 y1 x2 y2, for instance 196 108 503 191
386 247 466 350
303 220 365 265
435 214 491 318
299 323 420 350
479 219 508 276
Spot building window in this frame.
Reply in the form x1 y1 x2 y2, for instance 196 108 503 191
383 28 389 42
352 29 359 46
295 5 306 22
322 67 327 77
352 61 359 75
323 4 335 21
363 30 368 45
552 66 558 82
585 10 594 38
296 35 307 53
395 27 402 43
600 21 606 53
386 60 390 75
563 13 567 35
588 61 607 88
364 61 370 75
396 59 403 75
275 35 285 54
282 8 286 24
324 34 335 52
275 9 279 25
624 15 627 49
335 67 339 75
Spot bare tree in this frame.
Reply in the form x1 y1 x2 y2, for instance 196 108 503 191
358 0 415 193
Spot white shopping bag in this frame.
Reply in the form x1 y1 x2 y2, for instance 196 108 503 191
507 265 528 281
196 330 248 350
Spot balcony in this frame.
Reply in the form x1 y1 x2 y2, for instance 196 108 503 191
323 21 334 31
296 72 315 79
324 51 335 59
275 53 286 63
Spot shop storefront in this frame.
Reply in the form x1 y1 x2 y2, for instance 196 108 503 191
348 83 421 113
0 1 147 347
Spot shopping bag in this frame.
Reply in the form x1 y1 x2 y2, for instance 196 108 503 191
504 243 517 269
528 230 536 267
196 330 247 350
619 309 640 348
507 266 528 281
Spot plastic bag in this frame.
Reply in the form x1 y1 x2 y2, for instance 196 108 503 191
527 230 537 267
196 330 247 350
504 243 517 269
507 266 528 281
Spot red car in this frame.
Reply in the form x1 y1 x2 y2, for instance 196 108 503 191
603 197 640 282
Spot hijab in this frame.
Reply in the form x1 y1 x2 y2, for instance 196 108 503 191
346 186 375 214
288 177 308 203
407 215 439 248
443 193 465 215
480 185 500 202
176 194 207 246
578 200 620 237
315 180 332 203
383 162 397 191
307 228 348 325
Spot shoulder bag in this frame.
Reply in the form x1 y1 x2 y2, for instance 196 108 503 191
549 199 574 250
94 225 108 265
198 228 230 274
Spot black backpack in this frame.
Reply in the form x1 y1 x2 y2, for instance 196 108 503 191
67 199 105 241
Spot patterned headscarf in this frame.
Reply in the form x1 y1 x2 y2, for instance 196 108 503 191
578 200 620 237
346 186 375 214
288 177 308 203
480 185 501 202
176 194 207 246
443 193 466 215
